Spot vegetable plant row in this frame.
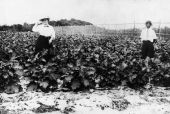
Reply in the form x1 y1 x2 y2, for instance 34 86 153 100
0 31 170 93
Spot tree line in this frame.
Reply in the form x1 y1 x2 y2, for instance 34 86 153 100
0 18 93 32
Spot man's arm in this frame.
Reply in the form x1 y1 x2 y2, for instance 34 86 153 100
32 22 41 32
152 30 157 43
152 30 159 49
49 27 55 44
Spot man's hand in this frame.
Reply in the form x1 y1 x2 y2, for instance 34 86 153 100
154 43 158 50
49 38 53 44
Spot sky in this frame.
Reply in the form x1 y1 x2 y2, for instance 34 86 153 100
0 0 170 26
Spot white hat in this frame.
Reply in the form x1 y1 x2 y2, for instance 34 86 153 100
39 16 50 21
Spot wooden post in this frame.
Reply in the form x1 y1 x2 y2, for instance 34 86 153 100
123 24 126 36
165 26 167 40
158 22 161 40
133 21 136 38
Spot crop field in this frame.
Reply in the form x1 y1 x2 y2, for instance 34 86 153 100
54 25 113 36
1 31 170 113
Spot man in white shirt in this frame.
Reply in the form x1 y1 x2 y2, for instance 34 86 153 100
32 17 55 61
140 21 157 60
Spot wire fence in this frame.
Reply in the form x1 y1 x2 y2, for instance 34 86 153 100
54 22 170 39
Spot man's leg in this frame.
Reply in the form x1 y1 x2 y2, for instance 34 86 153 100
34 36 44 55
147 41 155 61
44 41 54 62
141 41 147 59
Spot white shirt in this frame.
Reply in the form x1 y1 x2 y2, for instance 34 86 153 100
140 28 157 42
32 23 55 39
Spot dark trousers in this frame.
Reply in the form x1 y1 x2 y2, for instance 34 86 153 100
35 35 53 61
141 40 154 59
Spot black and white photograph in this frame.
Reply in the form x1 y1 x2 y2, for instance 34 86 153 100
1 0 170 114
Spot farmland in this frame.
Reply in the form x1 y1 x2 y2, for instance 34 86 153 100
1 30 170 91
1 31 170 113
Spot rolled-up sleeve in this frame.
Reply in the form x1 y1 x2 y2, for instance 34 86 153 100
32 24 40 32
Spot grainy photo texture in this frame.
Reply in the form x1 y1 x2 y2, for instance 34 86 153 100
0 0 170 114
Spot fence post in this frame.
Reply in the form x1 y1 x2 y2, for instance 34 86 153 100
158 22 161 40
133 21 136 38
124 24 126 36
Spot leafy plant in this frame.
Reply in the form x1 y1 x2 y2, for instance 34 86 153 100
1 31 170 93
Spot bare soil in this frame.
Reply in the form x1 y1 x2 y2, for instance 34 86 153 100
0 86 170 114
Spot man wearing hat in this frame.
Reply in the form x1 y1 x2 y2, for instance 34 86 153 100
140 21 157 62
32 16 55 61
